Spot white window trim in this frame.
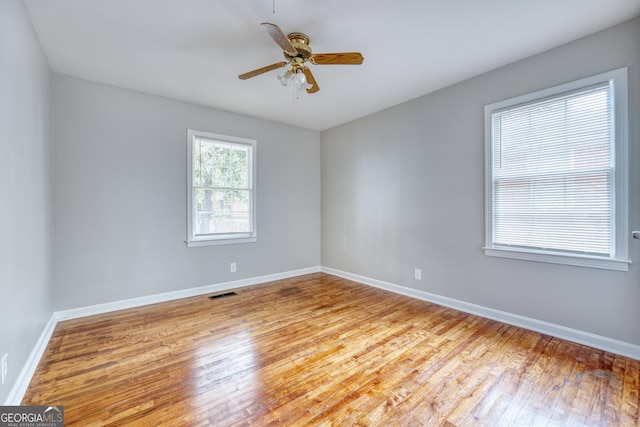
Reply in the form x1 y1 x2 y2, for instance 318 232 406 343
483 68 629 271
186 129 257 247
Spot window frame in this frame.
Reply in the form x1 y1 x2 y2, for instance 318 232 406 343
483 68 629 271
186 129 257 247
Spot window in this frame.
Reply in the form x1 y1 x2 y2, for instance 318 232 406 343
484 68 629 270
187 129 257 247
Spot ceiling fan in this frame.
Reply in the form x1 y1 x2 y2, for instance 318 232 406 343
238 22 364 94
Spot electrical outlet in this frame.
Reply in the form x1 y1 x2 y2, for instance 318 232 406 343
230 262 237 273
633 231 640 239
414 269 422 281
1 354 7 385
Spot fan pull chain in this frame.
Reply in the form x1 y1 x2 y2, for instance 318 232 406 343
291 80 297 123
273 0 276 13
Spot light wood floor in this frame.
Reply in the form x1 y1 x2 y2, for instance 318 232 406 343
23 273 639 426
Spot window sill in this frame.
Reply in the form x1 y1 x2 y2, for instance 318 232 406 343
187 236 257 247
483 246 630 271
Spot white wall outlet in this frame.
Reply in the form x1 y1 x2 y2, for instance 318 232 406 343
1 353 7 385
230 262 237 273
414 268 422 281
633 231 640 239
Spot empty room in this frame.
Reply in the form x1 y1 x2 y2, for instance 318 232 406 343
2 0 639 425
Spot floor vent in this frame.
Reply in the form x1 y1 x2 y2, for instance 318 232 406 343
208 292 237 300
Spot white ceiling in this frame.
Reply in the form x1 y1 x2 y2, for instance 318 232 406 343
23 0 640 131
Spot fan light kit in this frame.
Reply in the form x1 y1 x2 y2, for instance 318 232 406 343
239 23 364 94
278 68 311 93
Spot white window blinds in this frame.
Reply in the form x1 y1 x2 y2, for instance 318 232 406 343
490 83 614 256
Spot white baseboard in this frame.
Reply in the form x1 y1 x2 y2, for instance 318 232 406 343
321 266 640 361
5 314 57 405
6 266 321 405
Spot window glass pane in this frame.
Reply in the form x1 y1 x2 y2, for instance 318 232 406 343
231 146 249 188
213 145 231 187
194 188 250 236
193 139 215 187
213 166 231 188
212 189 251 234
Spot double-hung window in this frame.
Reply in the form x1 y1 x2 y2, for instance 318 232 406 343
187 129 257 247
484 68 629 270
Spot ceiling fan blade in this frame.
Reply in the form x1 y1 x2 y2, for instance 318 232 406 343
260 22 297 56
238 61 288 80
310 52 364 65
302 66 319 94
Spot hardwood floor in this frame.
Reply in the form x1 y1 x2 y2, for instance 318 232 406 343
23 273 639 426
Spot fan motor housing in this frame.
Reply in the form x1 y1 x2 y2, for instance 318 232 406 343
286 33 312 60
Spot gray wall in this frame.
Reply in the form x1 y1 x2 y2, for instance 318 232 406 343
0 0 53 403
321 18 640 345
52 76 321 310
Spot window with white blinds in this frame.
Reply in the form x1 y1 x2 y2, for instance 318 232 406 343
484 68 629 271
186 130 257 247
